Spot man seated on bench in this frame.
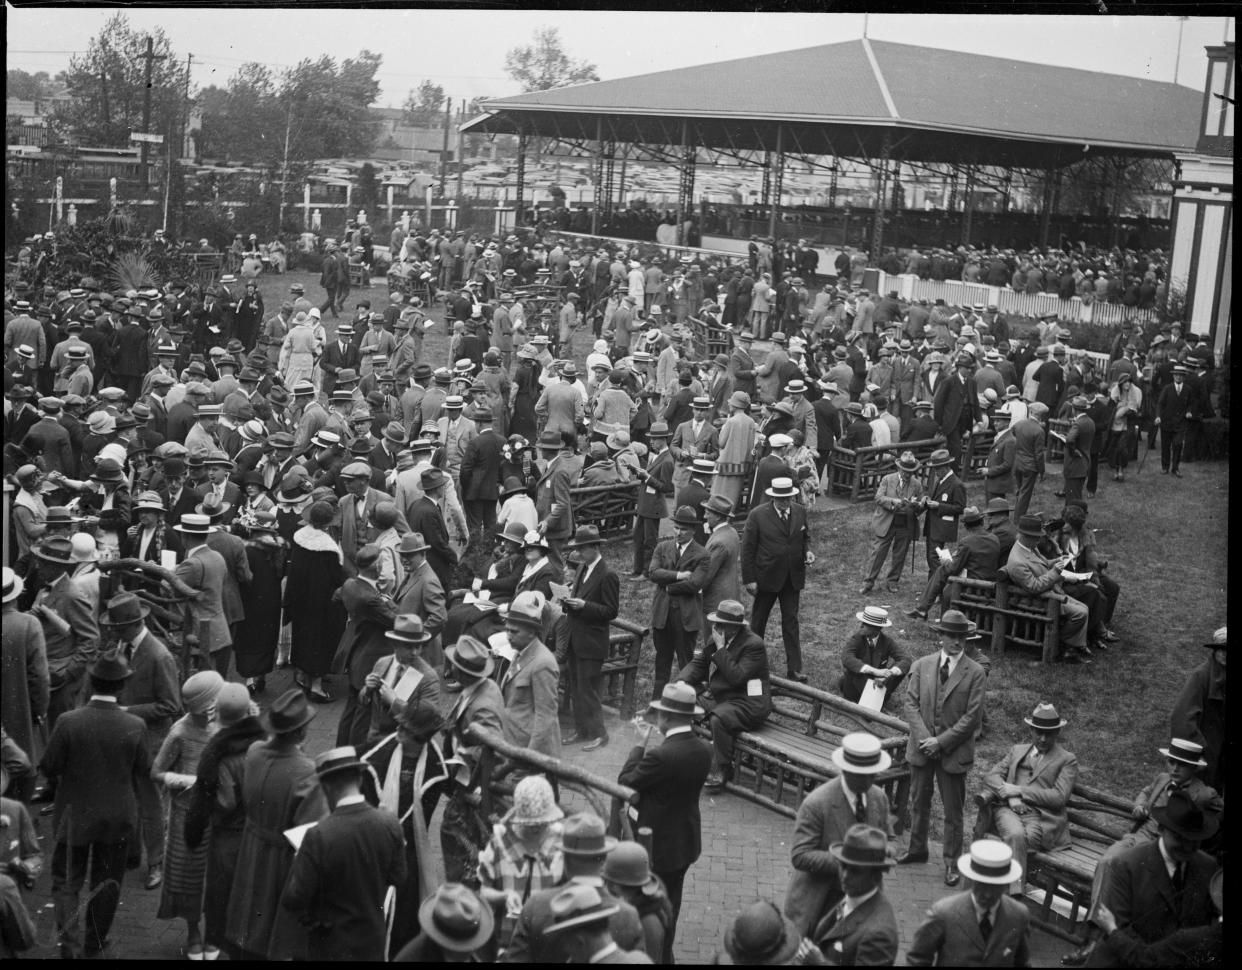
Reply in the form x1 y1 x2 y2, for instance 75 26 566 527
1061 737 1223 966
839 606 911 713
976 702 1078 898
1005 514 1094 666
676 599 772 795
904 506 1001 622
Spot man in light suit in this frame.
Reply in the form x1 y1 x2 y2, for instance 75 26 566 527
30 536 100 729
647 506 710 700
906 840 1032 966
560 526 620 751
697 495 741 631
742 476 812 682
332 545 398 747
785 734 896 936
198 492 253 653
1006 515 1092 665
978 702 1078 896
499 591 561 759
862 451 925 595
173 514 232 674
898 610 987 887
393 533 447 673
338 461 408 574
810 824 901 967
618 683 713 959
669 396 719 493
534 429 581 571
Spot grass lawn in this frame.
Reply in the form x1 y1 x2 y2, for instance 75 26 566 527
257 266 1228 821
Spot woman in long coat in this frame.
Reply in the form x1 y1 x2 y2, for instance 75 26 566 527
236 513 285 695
509 352 542 441
283 500 346 702
223 690 327 961
1 571 49 799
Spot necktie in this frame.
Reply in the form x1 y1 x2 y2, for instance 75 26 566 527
392 663 406 686
979 912 993 940
855 794 867 824
1172 863 1186 897
779 509 789 528
939 658 950 685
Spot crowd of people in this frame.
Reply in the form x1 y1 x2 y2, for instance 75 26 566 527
1 221 1225 964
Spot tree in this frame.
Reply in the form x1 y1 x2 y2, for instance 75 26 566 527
50 13 189 149
402 80 446 127
356 162 380 212
504 27 599 92
7 69 52 102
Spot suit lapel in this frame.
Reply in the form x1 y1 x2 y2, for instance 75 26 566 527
942 654 970 699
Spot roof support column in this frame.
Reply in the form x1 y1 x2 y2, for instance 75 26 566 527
592 117 614 236
676 119 696 246
760 151 772 207
871 131 892 257
1001 168 1013 214
1039 168 1059 248
514 131 527 228
828 158 839 209
961 163 976 246
766 123 784 242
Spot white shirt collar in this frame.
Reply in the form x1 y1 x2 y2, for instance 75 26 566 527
663 724 692 738
841 887 879 918
588 943 619 964
335 793 366 808
90 694 118 704
938 649 962 677
1157 836 1179 880
971 894 1001 925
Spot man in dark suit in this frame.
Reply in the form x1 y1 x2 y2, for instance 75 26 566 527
907 506 1001 621
810 824 901 966
786 735 897 936
677 599 772 793
933 354 981 473
1098 789 1219 947
99 592 182 890
672 458 714 546
741 476 812 681
156 457 200 528
110 310 149 401
631 423 674 578
459 407 504 540
405 468 458 592
319 322 361 393
839 606 913 707
921 447 967 572
1155 363 1195 477
618 682 712 957
1062 396 1095 501
898 610 987 886
534 429 581 571
901 399 941 443
906 840 1031 966
40 653 150 959
560 526 620 751
279 746 407 961
331 545 398 747
646 506 710 700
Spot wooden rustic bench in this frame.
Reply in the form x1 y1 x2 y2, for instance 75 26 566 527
961 428 994 479
569 481 641 538
976 782 1132 943
827 436 944 502
946 573 1067 663
1046 417 1070 462
695 676 912 828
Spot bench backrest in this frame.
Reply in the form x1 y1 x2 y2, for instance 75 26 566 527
767 676 909 758
1064 782 1133 846
569 481 641 538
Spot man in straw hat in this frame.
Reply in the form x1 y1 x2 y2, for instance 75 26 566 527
224 689 327 960
977 702 1078 897
741 474 813 682
678 598 772 794
785 733 897 937
839 606 912 708
98 591 182 890
504 812 644 963
1063 736 1223 966
40 652 148 959
721 898 824 966
898 610 988 886
907 839 1031 965
618 683 712 956
172 513 232 674
279 746 406 962
809 823 901 965
861 450 926 596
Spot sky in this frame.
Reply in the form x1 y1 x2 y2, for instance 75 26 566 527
7 10 1234 109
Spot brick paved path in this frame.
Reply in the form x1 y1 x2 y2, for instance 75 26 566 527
19 670 1066 963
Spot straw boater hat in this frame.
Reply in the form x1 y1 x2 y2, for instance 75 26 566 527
1159 738 1209 768
173 512 217 537
1023 702 1068 731
855 605 892 628
2 567 25 604
831 732 892 775
765 476 798 498
957 840 1023 885
314 745 365 780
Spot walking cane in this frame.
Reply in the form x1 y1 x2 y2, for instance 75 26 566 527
1137 427 1156 474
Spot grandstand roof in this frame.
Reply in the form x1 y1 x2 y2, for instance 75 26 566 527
466 38 1202 167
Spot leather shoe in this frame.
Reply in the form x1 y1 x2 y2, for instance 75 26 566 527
859 583 874 595
704 771 727 792
896 850 929 865
561 732 583 745
1101 629 1119 643
145 865 163 890
1061 943 1096 966
944 864 960 887
582 735 609 752
904 607 928 619
787 671 809 684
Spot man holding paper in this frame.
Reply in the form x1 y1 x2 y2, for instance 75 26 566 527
560 526 620 752
839 606 912 711
1005 515 1093 666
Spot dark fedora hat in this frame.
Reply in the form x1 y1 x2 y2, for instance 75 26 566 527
707 599 748 626
89 650 133 682
445 635 495 679
263 688 317 734
1016 514 1046 537
828 823 896 868
33 535 78 566
647 681 704 718
929 609 977 636
1151 788 1220 841
559 812 618 857
565 525 604 548
419 467 449 491
418 883 494 953
701 494 735 518
99 591 152 627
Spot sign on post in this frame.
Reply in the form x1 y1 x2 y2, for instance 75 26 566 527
129 132 165 144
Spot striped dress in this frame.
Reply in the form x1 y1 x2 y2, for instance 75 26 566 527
154 714 219 921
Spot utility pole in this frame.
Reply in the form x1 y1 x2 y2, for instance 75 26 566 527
455 100 465 200
439 97 452 198
279 101 293 231
138 36 168 193
1173 16 1189 84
